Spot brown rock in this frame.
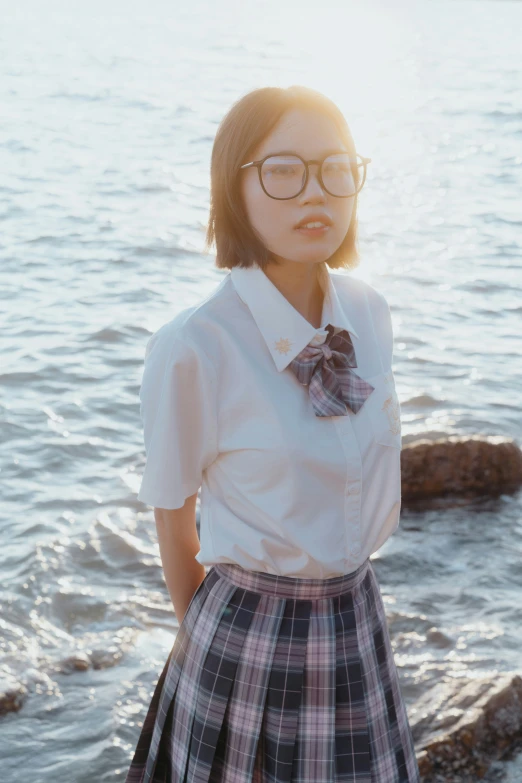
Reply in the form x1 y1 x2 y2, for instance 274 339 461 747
58 653 91 673
412 672 522 781
401 435 522 507
0 676 27 715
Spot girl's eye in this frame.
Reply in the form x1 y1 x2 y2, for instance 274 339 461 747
269 166 295 175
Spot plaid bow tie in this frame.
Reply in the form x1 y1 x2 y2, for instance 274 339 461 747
287 323 375 417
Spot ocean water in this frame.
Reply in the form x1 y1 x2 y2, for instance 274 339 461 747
1 0 521 780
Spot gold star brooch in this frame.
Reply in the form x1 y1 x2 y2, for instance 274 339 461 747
274 337 293 354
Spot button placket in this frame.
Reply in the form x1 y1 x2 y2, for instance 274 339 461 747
349 490 362 558
333 416 363 567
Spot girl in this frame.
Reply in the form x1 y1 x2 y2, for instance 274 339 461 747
126 85 420 783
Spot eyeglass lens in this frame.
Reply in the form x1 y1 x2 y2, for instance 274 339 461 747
260 154 363 198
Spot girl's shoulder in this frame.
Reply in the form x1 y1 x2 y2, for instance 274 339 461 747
330 270 392 313
143 272 234 363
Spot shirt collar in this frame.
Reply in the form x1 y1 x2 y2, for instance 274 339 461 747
230 263 360 372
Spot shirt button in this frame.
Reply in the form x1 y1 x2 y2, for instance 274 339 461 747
349 484 360 495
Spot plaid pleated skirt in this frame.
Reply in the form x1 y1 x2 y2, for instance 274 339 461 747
125 557 421 783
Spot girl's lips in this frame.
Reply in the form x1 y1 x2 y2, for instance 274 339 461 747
295 225 330 237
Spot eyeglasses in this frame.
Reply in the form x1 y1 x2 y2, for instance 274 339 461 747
240 151 371 200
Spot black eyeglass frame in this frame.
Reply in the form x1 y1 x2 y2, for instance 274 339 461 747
239 151 372 200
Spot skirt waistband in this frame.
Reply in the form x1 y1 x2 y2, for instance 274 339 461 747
213 557 371 600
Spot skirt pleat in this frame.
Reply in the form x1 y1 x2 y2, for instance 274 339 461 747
162 572 240 783
125 559 421 783
353 565 420 782
255 596 312 783
334 590 371 780
212 591 286 780
292 596 337 782
184 584 262 783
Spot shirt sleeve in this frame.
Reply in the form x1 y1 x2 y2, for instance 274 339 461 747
136 324 219 510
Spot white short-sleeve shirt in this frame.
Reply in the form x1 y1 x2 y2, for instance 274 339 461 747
137 263 402 578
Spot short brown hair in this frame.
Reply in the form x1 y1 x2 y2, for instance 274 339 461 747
204 85 362 272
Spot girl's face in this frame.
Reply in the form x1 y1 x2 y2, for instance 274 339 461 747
240 108 355 266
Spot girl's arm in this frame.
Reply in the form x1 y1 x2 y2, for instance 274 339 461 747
154 492 206 625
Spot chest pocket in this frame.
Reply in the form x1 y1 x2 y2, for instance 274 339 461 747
363 369 402 449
